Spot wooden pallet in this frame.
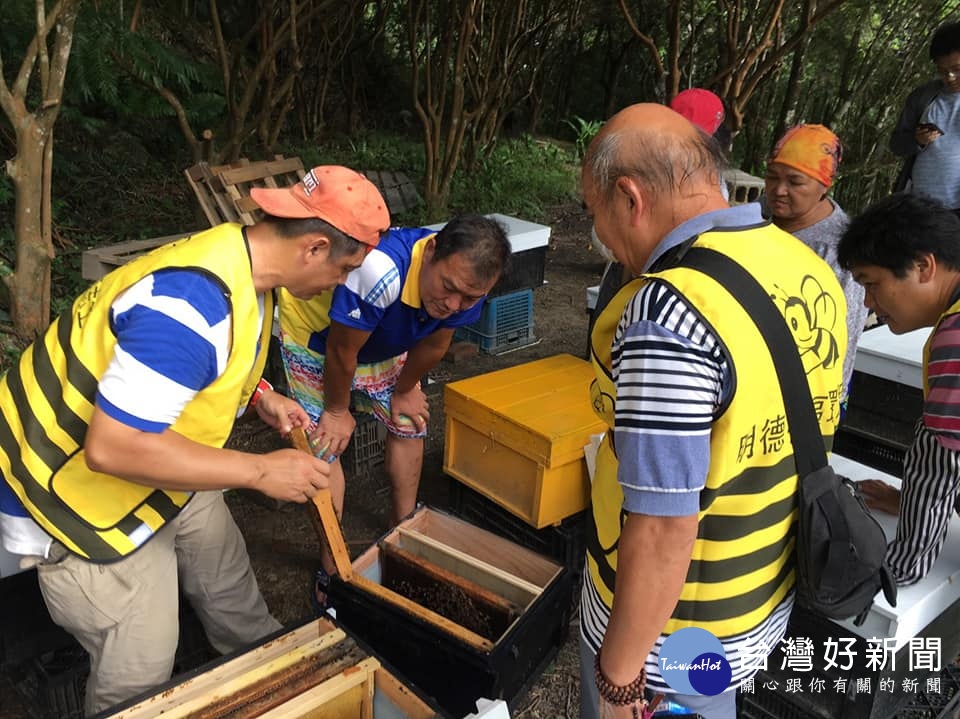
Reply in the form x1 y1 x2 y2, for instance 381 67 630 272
81 231 195 281
81 160 422 282
185 156 306 227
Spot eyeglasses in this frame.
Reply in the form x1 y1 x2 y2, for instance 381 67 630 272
937 65 960 80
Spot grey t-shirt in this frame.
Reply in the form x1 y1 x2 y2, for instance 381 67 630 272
792 201 867 396
913 91 960 209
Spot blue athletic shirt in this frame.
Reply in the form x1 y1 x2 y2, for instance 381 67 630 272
306 227 486 364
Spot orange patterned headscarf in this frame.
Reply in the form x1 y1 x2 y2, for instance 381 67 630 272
769 124 842 188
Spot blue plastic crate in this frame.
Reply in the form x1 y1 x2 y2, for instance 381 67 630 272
471 289 533 336
455 289 536 354
456 322 537 355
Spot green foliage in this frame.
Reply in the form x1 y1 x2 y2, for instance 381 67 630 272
268 132 577 224
564 115 603 159
299 133 425 174
66 10 224 131
0 174 12 206
448 135 578 222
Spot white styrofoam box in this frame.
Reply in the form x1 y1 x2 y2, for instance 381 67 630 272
463 698 511 719
586 284 599 311
830 453 960 650
853 324 927 389
426 213 551 254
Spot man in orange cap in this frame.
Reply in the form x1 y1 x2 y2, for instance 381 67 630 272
0 165 388 714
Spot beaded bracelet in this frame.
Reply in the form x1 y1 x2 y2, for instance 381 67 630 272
594 648 647 705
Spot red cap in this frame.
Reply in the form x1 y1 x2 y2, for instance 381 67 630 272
250 166 390 247
669 89 725 135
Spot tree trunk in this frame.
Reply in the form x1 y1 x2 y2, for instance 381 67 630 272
774 35 810 142
5 119 54 336
0 0 79 337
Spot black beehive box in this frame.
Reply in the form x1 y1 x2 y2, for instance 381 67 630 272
326 506 573 717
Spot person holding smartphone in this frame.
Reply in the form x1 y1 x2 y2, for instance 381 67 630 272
891 21 960 216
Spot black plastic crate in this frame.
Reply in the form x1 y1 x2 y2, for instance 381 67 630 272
834 426 907 478
342 412 386 477
0 570 75 668
894 665 960 717
448 478 586 579
327 549 573 717
490 246 546 297
845 369 922 450
13 645 87 719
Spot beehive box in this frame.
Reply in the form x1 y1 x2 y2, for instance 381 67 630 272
443 354 607 528
99 616 439 719
327 506 573 718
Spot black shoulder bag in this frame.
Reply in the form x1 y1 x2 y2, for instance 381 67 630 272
678 246 897 625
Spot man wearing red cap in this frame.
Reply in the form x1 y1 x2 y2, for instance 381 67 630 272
276 214 511 593
669 88 726 136
0 165 387 714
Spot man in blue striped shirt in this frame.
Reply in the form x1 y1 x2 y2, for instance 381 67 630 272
0 166 389 714
580 105 845 719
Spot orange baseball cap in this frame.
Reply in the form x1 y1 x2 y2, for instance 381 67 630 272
250 166 390 247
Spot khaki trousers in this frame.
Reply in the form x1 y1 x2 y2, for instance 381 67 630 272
37 490 282 716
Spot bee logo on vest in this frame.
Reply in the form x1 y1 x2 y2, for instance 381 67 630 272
658 627 732 696
772 274 840 374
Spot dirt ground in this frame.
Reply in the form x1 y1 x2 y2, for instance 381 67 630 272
0 201 602 718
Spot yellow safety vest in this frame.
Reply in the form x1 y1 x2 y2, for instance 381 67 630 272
587 224 846 637
0 223 273 561
277 287 333 349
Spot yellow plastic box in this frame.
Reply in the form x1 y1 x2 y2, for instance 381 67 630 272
443 354 607 528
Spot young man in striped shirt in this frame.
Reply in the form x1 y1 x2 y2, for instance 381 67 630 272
839 192 960 585
0 166 389 714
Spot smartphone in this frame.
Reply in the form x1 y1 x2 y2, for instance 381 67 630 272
919 122 944 134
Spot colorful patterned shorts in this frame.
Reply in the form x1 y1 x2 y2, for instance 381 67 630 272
279 333 425 438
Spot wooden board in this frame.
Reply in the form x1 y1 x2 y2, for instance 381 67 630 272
108 625 345 718
289 428 354 581
395 528 540 607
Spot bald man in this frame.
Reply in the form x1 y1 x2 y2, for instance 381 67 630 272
580 104 846 718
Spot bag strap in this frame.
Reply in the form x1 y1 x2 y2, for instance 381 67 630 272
676 246 829 475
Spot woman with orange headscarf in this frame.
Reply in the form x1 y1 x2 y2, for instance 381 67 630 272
763 124 868 404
